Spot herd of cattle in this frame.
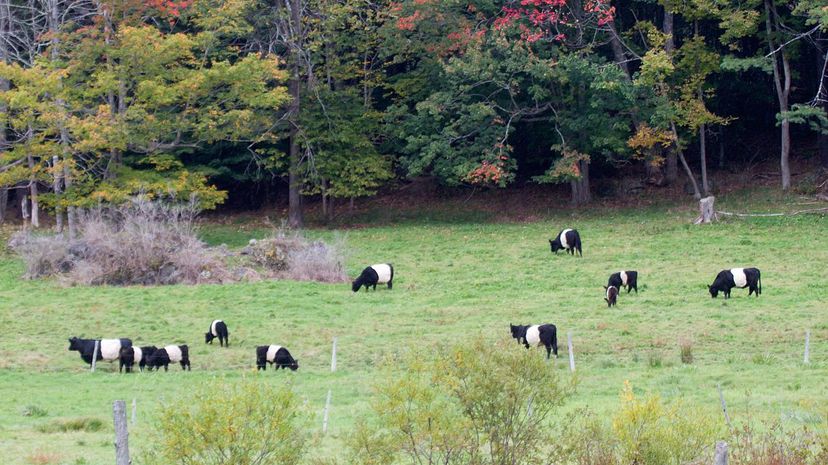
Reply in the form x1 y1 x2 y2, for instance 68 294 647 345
67 227 763 369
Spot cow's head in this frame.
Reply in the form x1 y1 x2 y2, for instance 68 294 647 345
205 332 215 344
351 278 362 292
708 285 719 298
509 324 525 340
289 358 299 371
605 286 618 307
68 337 80 351
549 239 561 254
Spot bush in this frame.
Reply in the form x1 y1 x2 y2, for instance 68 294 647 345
144 379 307 465
9 197 229 286
729 421 828 465
245 230 348 283
679 338 694 364
348 339 575 465
36 417 103 433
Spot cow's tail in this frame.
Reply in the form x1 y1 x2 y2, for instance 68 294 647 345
552 327 559 357
759 273 762 295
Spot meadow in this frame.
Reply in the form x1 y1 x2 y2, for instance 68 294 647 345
0 188 826 465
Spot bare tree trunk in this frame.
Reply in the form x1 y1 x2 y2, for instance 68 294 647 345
700 123 709 195
765 0 792 190
287 0 303 229
0 0 9 223
818 45 828 173
100 4 121 179
570 160 591 206
672 122 702 199
52 156 63 232
27 143 39 228
663 7 678 185
608 21 630 78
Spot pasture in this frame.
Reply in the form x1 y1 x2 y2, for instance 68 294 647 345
0 189 826 465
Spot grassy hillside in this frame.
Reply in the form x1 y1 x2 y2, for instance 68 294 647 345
1 189 826 465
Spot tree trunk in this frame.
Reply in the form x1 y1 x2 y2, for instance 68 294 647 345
818 46 828 173
0 188 6 223
765 0 792 190
52 155 63 232
672 122 702 199
694 196 717 224
700 123 709 195
663 8 678 185
0 0 9 224
287 0 303 229
608 21 630 79
327 196 335 223
570 160 591 206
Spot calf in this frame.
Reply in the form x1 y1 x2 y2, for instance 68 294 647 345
146 345 191 371
708 268 762 299
549 229 582 257
509 324 558 359
604 285 619 307
118 346 157 373
608 271 638 293
352 263 394 292
205 320 229 347
68 337 132 366
256 345 299 371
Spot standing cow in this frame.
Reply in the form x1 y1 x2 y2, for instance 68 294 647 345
205 320 229 347
119 346 157 373
708 268 762 298
549 229 582 257
146 345 191 371
352 263 394 292
604 285 619 307
256 345 299 370
608 271 638 293
68 337 132 367
509 324 559 359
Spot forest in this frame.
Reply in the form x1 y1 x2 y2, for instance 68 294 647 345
1 0 827 228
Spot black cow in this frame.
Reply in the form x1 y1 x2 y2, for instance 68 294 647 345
352 263 394 292
709 268 762 299
205 320 229 347
146 344 190 371
256 345 299 371
68 337 132 366
549 229 582 257
509 324 558 359
608 271 638 293
604 285 619 307
118 346 157 373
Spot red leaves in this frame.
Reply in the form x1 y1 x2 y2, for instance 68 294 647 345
494 0 615 43
147 0 192 20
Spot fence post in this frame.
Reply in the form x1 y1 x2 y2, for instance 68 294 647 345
804 330 810 364
131 398 136 425
713 440 728 465
717 384 732 428
91 340 99 373
567 332 575 372
322 389 332 434
331 337 337 373
113 400 130 465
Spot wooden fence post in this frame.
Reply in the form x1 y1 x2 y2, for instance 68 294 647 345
717 384 732 428
331 337 337 373
567 332 575 372
113 400 130 465
91 340 99 373
804 330 810 364
322 389 332 434
713 440 728 465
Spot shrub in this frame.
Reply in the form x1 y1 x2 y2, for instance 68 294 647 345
348 339 575 465
729 421 828 465
36 417 103 433
144 379 307 465
21 405 48 417
9 197 229 286
245 230 348 283
679 338 694 364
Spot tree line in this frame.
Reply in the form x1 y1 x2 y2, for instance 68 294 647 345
1 0 827 230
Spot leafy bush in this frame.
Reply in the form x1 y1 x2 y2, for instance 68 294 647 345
347 339 575 465
9 197 229 286
144 379 307 465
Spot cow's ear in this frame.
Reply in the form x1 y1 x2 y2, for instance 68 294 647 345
604 298 609 303
603 285 608 290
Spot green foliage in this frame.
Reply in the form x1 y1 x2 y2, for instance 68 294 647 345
145 379 307 465
779 104 828 134
349 339 575 465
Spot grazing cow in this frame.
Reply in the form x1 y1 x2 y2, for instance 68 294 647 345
604 285 619 307
118 346 157 373
352 263 394 292
68 337 132 366
549 229 582 257
205 320 229 347
709 268 762 299
146 345 191 371
608 271 638 294
256 345 299 371
509 324 559 359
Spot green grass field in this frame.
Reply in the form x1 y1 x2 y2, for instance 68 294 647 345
1 189 826 465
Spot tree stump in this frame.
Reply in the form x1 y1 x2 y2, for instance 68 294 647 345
695 196 717 224
713 441 728 465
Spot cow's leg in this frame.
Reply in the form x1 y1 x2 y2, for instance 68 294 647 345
544 344 551 359
387 281 393 289
164 364 169 372
373 283 377 290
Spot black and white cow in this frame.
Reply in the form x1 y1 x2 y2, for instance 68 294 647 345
205 320 229 347
608 271 638 293
352 263 394 292
68 337 132 366
549 229 582 257
708 268 762 299
509 324 558 359
256 345 299 371
604 285 619 307
146 344 191 371
118 346 157 373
